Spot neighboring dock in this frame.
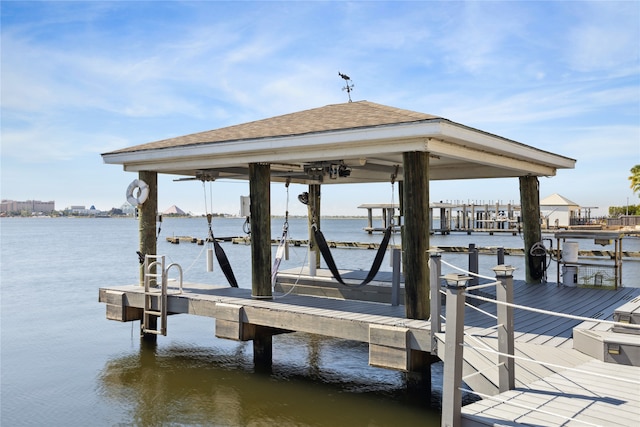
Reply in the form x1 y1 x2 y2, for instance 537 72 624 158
358 202 522 235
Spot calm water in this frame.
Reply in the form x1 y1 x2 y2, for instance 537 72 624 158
1 217 638 426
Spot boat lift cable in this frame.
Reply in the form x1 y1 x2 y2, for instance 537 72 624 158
271 179 290 287
203 181 238 288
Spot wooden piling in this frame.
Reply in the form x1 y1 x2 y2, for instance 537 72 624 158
519 176 542 283
402 152 430 320
249 163 271 298
307 184 321 269
138 171 157 341
249 163 273 369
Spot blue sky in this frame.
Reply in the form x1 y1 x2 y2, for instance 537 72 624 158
2 1 639 216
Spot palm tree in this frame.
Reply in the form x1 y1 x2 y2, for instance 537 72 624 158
630 165 640 195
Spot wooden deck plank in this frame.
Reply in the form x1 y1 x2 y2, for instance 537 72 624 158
462 359 640 426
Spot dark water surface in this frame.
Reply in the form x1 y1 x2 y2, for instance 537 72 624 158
2 217 638 426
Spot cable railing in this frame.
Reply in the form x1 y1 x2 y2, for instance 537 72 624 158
429 251 639 427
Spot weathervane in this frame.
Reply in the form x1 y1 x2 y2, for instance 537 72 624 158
338 72 354 102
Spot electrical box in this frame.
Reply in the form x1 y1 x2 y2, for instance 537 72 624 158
240 196 250 217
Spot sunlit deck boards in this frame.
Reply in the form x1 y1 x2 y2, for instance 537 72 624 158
461 281 640 348
460 359 640 426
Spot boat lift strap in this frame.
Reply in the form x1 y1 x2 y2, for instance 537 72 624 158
312 225 392 288
207 214 238 288
213 239 238 288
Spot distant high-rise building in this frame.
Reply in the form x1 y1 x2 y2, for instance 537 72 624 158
0 199 55 213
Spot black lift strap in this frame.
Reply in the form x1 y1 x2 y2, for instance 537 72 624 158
312 225 392 288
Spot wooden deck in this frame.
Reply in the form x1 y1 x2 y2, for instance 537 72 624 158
100 280 432 371
460 358 640 426
99 269 640 426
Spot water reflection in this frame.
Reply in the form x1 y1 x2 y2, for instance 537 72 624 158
98 333 442 426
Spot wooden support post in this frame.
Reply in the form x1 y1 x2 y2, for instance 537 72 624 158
307 184 321 269
468 243 479 287
471 204 476 231
249 163 273 372
493 265 516 392
519 176 542 283
253 325 273 373
367 208 373 234
404 350 434 403
497 247 505 265
138 171 157 286
441 274 470 427
138 171 157 342
398 180 404 228
402 151 430 320
249 163 271 299
462 204 467 230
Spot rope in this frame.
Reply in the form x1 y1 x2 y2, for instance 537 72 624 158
441 259 497 282
271 180 290 286
466 281 501 291
273 247 309 299
464 300 498 320
464 293 640 330
461 340 640 385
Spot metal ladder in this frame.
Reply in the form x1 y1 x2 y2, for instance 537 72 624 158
142 255 168 336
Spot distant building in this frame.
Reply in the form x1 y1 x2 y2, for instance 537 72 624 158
120 203 136 216
540 193 583 228
68 205 89 215
0 199 55 214
162 205 187 216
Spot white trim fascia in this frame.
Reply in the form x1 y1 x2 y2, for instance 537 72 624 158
103 122 443 165
103 119 575 174
438 122 576 169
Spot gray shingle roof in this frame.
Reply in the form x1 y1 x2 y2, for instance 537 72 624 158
106 101 440 154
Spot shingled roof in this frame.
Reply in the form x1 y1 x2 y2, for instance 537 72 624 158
107 101 440 154
102 100 576 184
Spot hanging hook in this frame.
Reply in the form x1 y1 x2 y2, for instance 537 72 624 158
390 164 399 184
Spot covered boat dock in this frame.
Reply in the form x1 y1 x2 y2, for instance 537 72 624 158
101 101 591 425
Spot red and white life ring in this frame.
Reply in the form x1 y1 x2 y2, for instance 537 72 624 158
126 179 149 206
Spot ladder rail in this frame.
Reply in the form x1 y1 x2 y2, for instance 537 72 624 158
166 262 183 294
142 255 168 336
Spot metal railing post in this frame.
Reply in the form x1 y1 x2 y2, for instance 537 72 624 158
493 264 516 392
391 248 401 306
441 274 471 427
428 248 444 354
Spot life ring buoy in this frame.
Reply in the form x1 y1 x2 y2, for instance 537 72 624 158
126 179 150 206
